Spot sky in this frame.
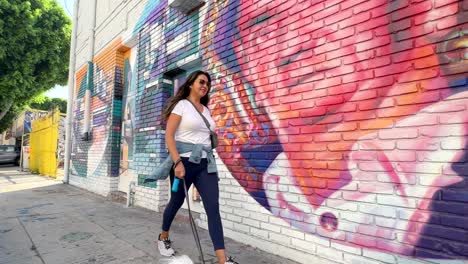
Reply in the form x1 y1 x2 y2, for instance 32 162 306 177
44 0 73 99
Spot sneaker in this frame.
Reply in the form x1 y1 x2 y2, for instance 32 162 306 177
157 234 175 256
225 256 239 264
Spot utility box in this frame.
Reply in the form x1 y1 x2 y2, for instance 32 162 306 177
168 0 205 14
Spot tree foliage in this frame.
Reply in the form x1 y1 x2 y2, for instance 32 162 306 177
0 0 71 132
29 95 67 113
0 104 22 133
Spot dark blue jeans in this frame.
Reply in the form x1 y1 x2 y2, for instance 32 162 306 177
162 157 225 250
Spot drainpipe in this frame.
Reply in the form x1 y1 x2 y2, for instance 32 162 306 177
83 61 93 140
127 181 136 207
63 0 80 184
83 0 97 141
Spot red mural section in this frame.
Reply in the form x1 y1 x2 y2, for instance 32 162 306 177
202 0 468 259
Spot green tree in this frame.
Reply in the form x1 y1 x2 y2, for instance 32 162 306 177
0 0 71 132
29 95 67 113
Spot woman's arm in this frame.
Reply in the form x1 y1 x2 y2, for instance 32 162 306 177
165 113 185 178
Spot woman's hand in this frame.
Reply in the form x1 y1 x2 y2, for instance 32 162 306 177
174 162 185 179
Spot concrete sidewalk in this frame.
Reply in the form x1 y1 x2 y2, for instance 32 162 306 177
0 166 300 264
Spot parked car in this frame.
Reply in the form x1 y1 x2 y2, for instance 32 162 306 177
0 145 20 166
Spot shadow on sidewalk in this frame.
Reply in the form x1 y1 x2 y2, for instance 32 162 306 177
0 172 299 264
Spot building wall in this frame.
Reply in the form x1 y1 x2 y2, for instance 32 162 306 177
0 110 48 146
0 133 16 146
70 38 124 195
70 0 468 263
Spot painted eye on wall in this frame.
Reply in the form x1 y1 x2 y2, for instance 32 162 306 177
440 34 468 63
248 13 273 28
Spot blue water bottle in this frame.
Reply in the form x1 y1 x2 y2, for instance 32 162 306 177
172 178 180 192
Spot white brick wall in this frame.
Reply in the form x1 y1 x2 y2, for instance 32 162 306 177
224 227 330 264
196 160 341 263
75 0 93 67
69 173 118 197
134 178 170 212
75 0 147 71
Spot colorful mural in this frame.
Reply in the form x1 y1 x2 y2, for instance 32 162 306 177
71 0 204 186
71 66 109 177
24 110 49 134
120 54 135 176
133 0 203 187
202 0 468 259
71 0 468 260
57 114 66 169
71 40 124 177
117 47 139 192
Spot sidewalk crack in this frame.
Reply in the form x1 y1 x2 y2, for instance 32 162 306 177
16 216 46 264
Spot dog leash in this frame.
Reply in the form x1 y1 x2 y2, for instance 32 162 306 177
181 178 206 264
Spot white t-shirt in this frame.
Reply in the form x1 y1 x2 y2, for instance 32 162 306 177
171 99 216 157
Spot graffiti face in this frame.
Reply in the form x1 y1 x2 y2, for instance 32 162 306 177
205 0 468 258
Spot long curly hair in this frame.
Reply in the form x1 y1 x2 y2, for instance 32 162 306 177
162 70 212 121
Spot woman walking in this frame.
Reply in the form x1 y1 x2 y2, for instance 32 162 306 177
157 70 238 264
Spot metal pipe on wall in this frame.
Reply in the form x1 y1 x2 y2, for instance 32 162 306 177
83 0 97 140
63 0 80 184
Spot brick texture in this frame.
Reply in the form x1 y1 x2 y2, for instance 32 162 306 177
71 0 468 263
